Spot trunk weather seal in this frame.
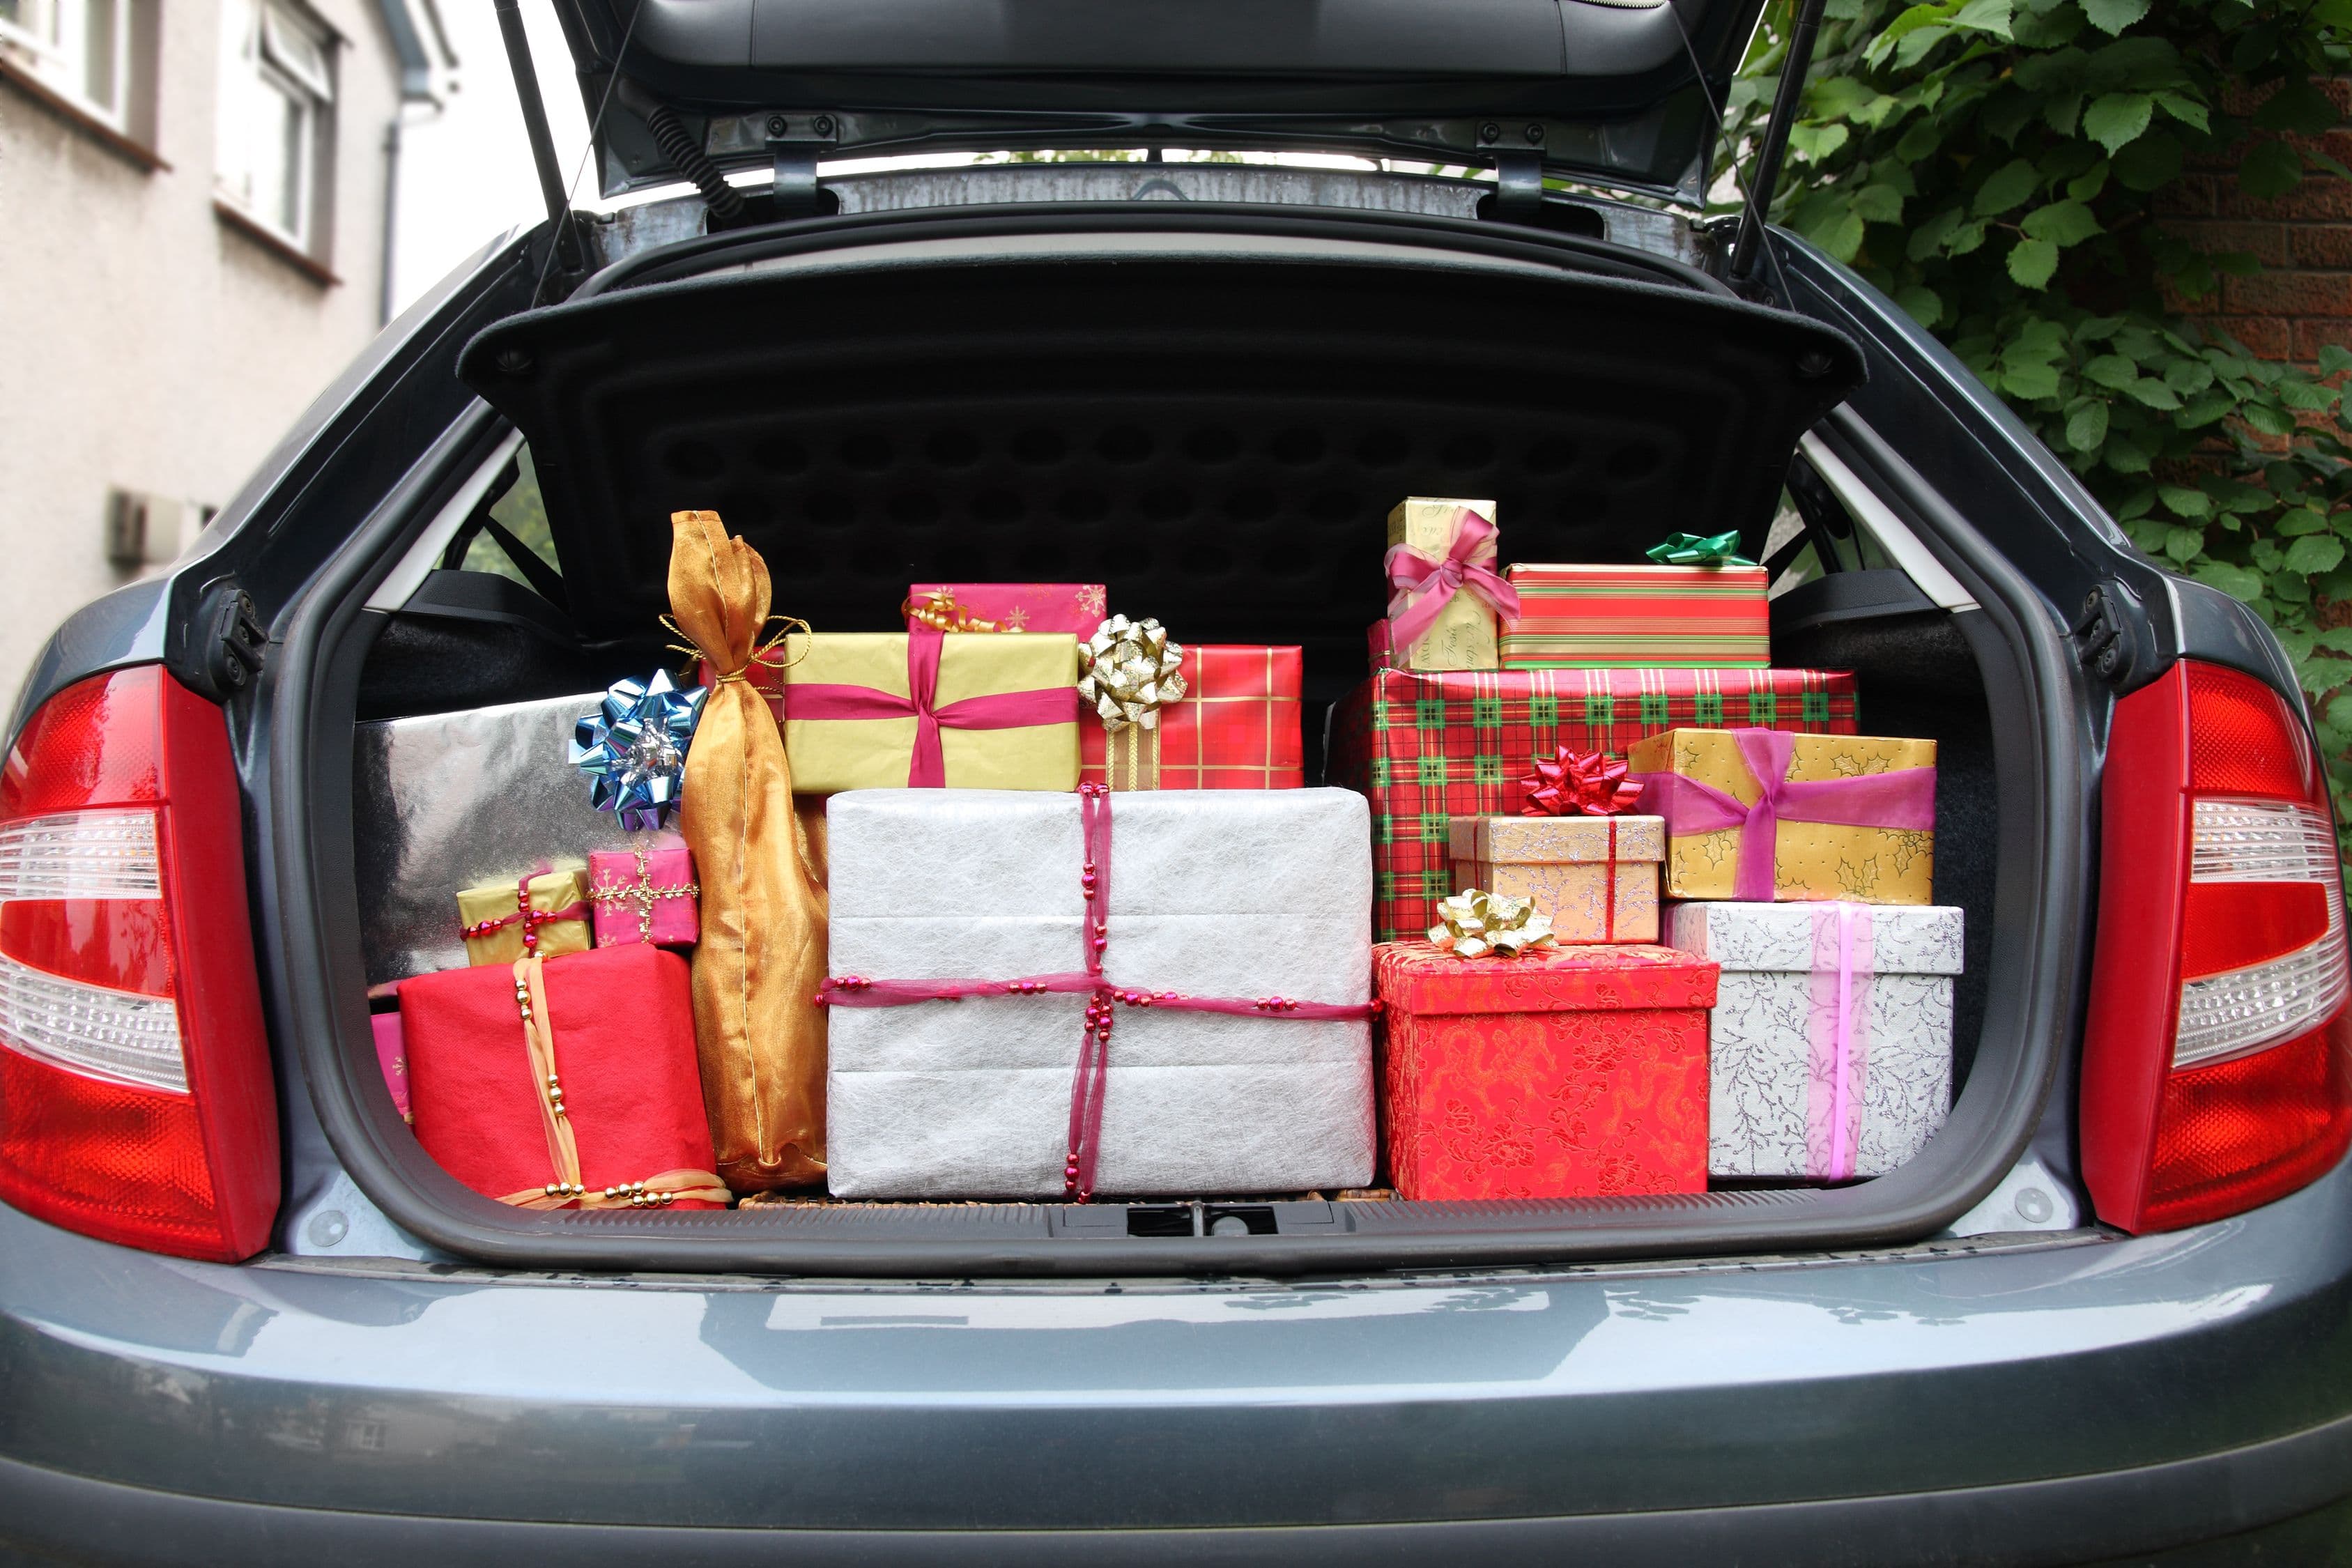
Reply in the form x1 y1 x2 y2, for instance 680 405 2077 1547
280 218 2076 1277
576 199 1733 301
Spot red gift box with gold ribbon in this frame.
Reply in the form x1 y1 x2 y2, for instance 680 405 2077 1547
1079 644 1305 790
1373 939 1716 1201
401 944 726 1210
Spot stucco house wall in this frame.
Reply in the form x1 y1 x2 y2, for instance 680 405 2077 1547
0 0 446 705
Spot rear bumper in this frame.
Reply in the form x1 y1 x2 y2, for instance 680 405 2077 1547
2 1422 2349 1568
4 1155 2352 1565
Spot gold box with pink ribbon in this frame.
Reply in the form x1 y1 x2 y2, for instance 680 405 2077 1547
1382 496 1517 672
773 628 1082 794
1628 728 1937 905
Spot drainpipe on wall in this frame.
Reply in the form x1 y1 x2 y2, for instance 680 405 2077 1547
381 112 403 327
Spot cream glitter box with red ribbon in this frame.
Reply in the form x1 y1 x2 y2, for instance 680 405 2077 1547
1670 900 1964 1180
820 787 1376 1200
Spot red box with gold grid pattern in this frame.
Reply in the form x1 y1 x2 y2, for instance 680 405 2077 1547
1080 644 1304 790
1329 666 1859 941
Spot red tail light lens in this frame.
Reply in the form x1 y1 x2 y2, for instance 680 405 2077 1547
0 666 279 1261
2082 660 2352 1233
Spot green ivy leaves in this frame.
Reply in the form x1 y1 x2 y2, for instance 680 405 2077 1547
1725 0 2352 855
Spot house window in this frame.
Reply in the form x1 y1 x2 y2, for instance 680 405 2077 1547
215 0 335 252
0 0 131 126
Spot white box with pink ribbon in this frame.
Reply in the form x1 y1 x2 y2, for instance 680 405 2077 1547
822 787 1376 1200
1670 900 1964 1181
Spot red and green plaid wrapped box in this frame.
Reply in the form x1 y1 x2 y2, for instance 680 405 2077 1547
1328 666 1859 941
1499 563 1771 669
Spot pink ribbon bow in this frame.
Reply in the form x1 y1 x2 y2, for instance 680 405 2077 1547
781 624 1077 788
1383 509 1522 658
1632 729 1935 902
1521 747 1643 817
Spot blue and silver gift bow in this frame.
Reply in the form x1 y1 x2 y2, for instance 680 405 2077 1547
569 669 708 831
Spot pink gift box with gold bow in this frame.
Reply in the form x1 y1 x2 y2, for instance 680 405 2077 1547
587 844 700 948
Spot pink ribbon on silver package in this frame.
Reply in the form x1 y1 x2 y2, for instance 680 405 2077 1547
1382 509 1521 658
1805 902 1876 1182
781 622 1077 788
1632 728 1935 902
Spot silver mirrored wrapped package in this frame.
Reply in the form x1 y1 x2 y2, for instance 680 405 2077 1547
354 691 641 985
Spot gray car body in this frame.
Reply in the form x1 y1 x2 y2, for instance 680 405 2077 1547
2 171 2347 1563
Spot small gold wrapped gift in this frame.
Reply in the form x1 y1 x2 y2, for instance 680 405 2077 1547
1383 498 1505 672
778 631 1081 794
455 868 592 966
1450 815 1665 944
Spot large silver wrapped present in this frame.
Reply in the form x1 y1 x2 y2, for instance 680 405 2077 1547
1670 900 1963 1180
827 788 1376 1199
354 691 638 986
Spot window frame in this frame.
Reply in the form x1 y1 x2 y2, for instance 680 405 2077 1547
214 0 337 258
0 0 132 132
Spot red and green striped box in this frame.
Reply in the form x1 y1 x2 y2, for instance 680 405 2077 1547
1328 666 1859 941
1499 563 1771 669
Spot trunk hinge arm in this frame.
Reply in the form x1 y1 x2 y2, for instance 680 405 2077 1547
492 0 583 278
1727 0 1829 292
1489 149 1544 224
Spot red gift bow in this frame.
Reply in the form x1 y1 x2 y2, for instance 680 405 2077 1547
815 784 1373 1201
1520 747 1643 817
1382 509 1522 658
779 623 1078 788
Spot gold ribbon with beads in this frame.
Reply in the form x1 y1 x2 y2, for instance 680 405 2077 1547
495 953 730 1211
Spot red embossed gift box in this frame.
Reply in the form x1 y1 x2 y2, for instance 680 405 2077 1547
1373 940 1717 1201
401 944 722 1208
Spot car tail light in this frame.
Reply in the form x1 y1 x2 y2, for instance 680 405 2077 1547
2082 660 2352 1233
0 666 278 1261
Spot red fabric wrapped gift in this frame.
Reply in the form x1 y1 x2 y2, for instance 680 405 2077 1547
1374 939 1716 1201
401 944 726 1210
1079 644 1305 790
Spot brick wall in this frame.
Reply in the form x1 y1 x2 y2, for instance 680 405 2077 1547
2162 77 2352 370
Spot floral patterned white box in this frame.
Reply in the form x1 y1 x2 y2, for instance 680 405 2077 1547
1669 900 1963 1180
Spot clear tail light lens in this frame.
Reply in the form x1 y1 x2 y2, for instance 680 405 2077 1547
0 666 279 1261
2082 661 2352 1233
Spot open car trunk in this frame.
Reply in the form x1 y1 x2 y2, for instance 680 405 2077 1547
303 205 2065 1274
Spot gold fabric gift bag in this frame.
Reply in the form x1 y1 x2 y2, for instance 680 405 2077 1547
667 509 829 1191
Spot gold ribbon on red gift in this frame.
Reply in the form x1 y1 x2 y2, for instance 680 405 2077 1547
496 952 730 1211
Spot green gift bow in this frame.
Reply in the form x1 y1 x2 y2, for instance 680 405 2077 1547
1646 531 1755 568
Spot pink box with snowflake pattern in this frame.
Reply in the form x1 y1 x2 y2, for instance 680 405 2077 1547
906 583 1107 638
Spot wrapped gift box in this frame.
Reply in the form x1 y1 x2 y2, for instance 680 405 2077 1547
402 944 722 1206
1327 667 1860 941
1629 728 1936 903
1449 815 1665 944
587 843 700 947
456 868 592 966
355 691 640 985
1384 497 1505 672
764 631 1081 794
1670 900 1962 1178
907 581 1107 637
1374 940 1716 1201
825 787 1375 1199
1500 563 1770 669
1080 644 1305 790
371 1007 410 1123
